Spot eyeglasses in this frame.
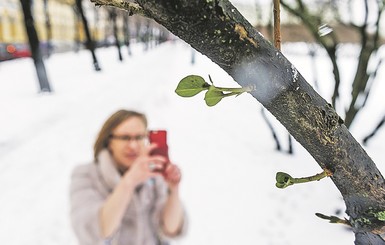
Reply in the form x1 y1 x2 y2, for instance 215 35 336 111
109 134 147 142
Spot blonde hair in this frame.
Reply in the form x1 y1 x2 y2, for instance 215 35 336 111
93 109 147 162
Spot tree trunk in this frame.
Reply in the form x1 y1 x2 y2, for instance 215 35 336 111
20 0 52 92
43 0 53 57
75 0 101 71
73 5 81 52
123 14 132 56
90 0 385 243
109 9 123 61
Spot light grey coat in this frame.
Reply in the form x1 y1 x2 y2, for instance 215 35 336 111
70 149 186 245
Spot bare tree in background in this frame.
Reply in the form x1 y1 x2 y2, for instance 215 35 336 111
280 0 385 129
363 114 385 145
74 0 101 71
20 0 52 92
108 8 123 61
123 13 132 56
73 4 82 52
43 0 53 57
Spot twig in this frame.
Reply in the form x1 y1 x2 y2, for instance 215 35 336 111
315 213 351 226
276 168 333 189
90 0 144 16
363 115 385 146
273 0 281 50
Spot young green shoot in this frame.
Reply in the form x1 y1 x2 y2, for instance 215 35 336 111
275 168 332 189
315 213 350 226
175 75 254 106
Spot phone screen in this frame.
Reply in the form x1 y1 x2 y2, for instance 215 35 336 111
149 130 169 162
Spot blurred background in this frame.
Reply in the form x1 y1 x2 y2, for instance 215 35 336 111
0 0 385 244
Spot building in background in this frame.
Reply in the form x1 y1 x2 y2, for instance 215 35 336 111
0 0 169 61
0 0 105 59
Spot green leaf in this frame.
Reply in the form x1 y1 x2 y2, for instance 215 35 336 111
204 86 225 106
175 75 210 97
275 172 293 189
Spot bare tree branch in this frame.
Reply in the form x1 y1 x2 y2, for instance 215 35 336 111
90 0 144 16
363 115 385 146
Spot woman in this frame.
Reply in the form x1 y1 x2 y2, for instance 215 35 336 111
70 110 186 245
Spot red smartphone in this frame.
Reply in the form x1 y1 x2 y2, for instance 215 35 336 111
149 130 170 172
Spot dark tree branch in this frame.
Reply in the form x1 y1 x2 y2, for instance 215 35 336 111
75 0 101 71
123 13 132 56
343 0 383 128
20 0 52 92
363 115 385 146
108 8 123 61
261 108 281 151
308 44 319 91
361 59 383 109
287 133 293 154
373 1 385 49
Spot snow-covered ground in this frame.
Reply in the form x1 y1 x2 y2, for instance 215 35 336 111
0 40 384 245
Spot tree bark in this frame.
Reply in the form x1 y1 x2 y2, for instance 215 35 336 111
75 0 101 71
109 9 123 61
90 0 385 243
20 0 52 92
123 13 132 56
43 0 53 57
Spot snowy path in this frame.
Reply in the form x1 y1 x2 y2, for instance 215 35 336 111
1 41 383 244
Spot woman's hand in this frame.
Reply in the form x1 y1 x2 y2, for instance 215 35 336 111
163 163 182 190
123 144 167 187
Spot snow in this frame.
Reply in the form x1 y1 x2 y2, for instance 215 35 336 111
0 40 384 245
